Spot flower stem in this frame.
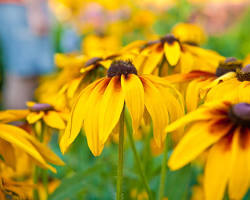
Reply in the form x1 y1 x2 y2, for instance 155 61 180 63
116 107 125 200
158 138 168 200
125 111 153 200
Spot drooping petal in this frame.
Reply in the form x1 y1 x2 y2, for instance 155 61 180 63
84 78 111 156
168 121 230 170
67 76 84 99
164 41 181 66
204 137 233 200
26 111 44 124
43 111 66 130
0 139 16 170
0 110 29 123
99 77 124 145
228 129 249 199
60 78 105 154
0 124 56 172
0 123 64 166
121 74 144 133
141 44 163 74
177 50 194 73
140 76 169 147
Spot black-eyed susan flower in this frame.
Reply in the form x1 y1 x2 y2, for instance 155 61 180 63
60 60 184 156
134 33 224 75
164 57 243 111
0 123 64 172
171 23 206 46
0 102 67 130
204 63 250 103
166 101 250 200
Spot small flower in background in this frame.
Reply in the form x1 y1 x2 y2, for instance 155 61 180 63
0 102 67 130
164 57 242 111
166 101 250 200
204 63 250 103
60 60 184 156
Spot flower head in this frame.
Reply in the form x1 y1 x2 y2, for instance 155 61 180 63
60 60 184 156
166 101 250 200
0 102 67 130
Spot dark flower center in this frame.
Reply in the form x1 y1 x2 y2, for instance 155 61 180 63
228 103 250 127
107 60 137 78
215 57 242 77
236 64 250 82
160 34 178 45
29 103 54 112
84 57 103 67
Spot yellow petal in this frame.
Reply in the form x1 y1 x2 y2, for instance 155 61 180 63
121 74 144 133
99 76 124 144
228 129 249 199
165 108 211 133
43 111 66 130
67 76 84 99
0 124 56 172
168 122 230 170
177 50 194 73
26 111 44 124
84 79 111 156
204 137 232 200
141 76 169 147
0 109 29 123
60 78 105 154
142 44 163 74
164 41 181 66
0 139 16 170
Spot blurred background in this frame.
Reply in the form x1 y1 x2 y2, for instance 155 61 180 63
1 0 250 199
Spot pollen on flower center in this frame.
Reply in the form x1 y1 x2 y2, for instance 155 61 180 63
236 64 250 82
228 103 250 127
29 103 54 112
107 60 137 78
215 57 242 77
160 34 178 44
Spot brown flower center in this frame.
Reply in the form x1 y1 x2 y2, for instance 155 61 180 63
107 60 137 78
236 64 250 82
29 103 54 112
215 57 242 77
228 103 250 127
160 34 179 45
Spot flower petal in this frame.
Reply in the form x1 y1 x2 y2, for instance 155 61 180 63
228 129 249 199
26 111 44 124
60 78 105 154
121 74 144 133
0 124 56 172
141 76 169 147
99 76 124 145
0 110 29 123
84 79 111 156
43 111 66 130
0 139 16 170
168 121 230 170
204 137 233 200
164 41 181 66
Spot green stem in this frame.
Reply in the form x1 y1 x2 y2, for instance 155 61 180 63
33 167 40 200
125 112 153 200
116 107 125 200
158 138 168 200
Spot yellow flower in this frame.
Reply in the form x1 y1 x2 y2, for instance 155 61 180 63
0 123 64 172
0 176 33 200
166 101 250 200
60 60 184 156
164 57 243 111
134 34 224 75
204 63 250 104
0 102 67 130
171 23 206 46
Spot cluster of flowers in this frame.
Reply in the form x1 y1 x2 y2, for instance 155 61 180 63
1 23 250 200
